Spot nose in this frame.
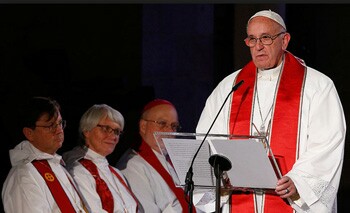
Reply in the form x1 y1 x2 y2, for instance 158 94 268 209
54 125 64 134
255 39 264 49
110 133 119 140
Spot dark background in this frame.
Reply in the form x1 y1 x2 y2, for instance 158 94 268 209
0 4 349 212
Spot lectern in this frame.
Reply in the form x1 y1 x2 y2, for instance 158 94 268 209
154 132 283 212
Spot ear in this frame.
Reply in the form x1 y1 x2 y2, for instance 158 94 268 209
23 127 34 141
282 32 291 50
139 119 147 136
83 130 90 139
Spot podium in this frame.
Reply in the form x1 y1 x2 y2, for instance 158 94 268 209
154 132 283 212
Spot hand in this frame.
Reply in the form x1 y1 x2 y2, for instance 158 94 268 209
275 176 298 199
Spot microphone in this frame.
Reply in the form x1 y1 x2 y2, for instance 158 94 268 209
184 79 244 212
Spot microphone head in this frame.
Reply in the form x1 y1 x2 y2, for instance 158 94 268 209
232 80 244 92
208 154 232 171
209 154 232 178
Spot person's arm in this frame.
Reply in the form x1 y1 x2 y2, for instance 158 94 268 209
286 74 346 212
121 156 181 212
2 167 55 213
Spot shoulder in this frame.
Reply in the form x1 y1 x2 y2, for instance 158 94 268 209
305 66 336 92
62 146 86 169
66 160 91 179
3 164 44 192
215 70 241 90
116 148 141 169
206 70 241 101
306 66 334 83
119 152 147 169
117 152 156 179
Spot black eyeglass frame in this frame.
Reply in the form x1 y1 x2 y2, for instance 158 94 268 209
35 120 66 132
96 124 123 136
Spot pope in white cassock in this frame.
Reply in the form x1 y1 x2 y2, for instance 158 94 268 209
196 10 346 213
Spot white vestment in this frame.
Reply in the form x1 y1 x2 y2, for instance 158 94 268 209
117 147 219 213
63 146 139 213
196 63 346 213
117 148 183 213
2 140 85 213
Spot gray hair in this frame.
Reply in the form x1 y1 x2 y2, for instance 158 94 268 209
79 104 124 139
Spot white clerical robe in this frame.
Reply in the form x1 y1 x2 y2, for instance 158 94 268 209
117 148 183 213
2 140 85 213
196 63 346 213
64 147 139 213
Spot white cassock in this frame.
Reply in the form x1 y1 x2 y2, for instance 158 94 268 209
196 62 346 213
64 146 139 213
117 148 183 213
2 140 85 213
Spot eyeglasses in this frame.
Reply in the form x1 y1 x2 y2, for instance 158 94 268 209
96 124 123 136
244 32 286 47
143 119 181 132
35 120 66 132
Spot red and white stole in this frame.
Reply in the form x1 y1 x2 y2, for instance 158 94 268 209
229 51 306 213
32 160 77 213
108 165 139 212
137 140 195 213
79 158 139 213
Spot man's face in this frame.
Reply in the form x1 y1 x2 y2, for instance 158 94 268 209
139 104 179 153
26 112 65 155
83 116 121 157
247 16 290 70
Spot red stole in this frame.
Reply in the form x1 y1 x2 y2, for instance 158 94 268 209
32 160 76 213
229 52 306 213
79 159 114 213
109 164 139 212
137 140 195 213
79 158 139 213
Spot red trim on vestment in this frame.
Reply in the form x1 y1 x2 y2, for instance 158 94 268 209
109 165 139 212
138 140 195 213
79 159 114 213
228 52 306 213
32 160 76 213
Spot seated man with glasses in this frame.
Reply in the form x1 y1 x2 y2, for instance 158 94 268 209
2 96 86 213
63 104 140 213
116 99 194 212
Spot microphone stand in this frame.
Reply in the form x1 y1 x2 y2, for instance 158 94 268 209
184 80 244 212
209 154 232 213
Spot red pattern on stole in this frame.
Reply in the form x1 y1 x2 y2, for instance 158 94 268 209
229 52 306 213
138 140 195 213
79 158 114 213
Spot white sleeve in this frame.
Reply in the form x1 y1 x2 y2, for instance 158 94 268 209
120 155 182 212
2 168 54 213
287 73 346 212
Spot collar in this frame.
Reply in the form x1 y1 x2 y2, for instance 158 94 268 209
85 147 109 166
26 140 62 164
257 62 283 81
